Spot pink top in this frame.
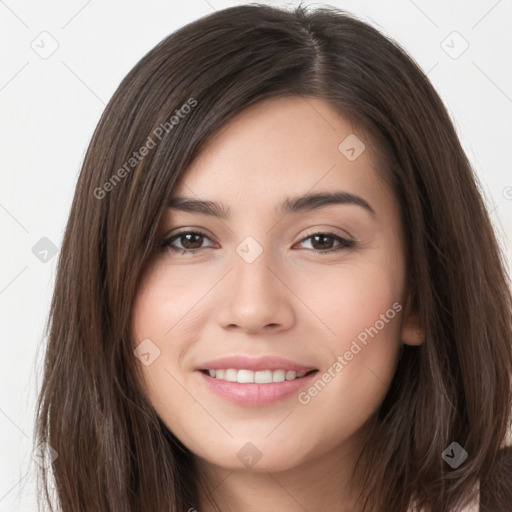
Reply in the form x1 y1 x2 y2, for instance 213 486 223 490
407 483 480 512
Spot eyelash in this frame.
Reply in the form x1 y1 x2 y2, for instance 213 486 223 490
160 230 355 255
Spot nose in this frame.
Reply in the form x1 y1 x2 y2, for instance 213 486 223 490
215 244 295 334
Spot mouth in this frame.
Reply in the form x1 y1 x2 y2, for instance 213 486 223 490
196 366 320 406
195 355 319 406
199 368 318 383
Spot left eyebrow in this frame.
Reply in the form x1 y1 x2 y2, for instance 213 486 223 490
280 191 376 219
167 190 376 219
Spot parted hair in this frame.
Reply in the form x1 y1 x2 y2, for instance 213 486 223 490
35 3 512 511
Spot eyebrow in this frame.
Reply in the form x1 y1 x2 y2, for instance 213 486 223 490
167 191 376 219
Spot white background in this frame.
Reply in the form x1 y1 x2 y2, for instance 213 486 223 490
1 1 511 510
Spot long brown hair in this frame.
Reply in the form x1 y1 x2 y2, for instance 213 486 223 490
34 3 512 511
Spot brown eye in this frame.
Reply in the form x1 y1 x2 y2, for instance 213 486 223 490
297 232 355 253
161 231 213 254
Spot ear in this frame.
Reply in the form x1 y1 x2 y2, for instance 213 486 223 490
400 291 425 346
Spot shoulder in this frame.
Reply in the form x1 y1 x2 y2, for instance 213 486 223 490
479 446 512 512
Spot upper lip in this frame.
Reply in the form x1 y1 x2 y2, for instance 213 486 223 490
197 355 317 372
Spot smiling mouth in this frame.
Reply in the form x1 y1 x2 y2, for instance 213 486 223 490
200 368 318 383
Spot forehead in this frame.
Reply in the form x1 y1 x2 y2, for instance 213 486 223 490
171 96 394 218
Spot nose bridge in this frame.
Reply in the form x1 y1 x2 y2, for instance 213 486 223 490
215 234 294 331
231 234 277 302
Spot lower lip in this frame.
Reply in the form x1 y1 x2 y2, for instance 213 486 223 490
197 370 318 406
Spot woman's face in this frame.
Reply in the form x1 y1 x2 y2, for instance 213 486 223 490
131 96 422 474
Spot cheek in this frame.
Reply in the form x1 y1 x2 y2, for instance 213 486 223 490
132 261 208 344
335 269 403 351
291 250 404 350
130 265 202 409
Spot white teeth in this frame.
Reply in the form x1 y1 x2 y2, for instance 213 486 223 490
273 369 285 382
206 368 309 383
225 369 237 382
255 370 272 383
237 369 254 383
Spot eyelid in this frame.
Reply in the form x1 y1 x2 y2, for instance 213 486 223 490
299 225 356 242
163 226 215 239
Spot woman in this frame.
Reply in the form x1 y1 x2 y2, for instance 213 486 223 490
35 4 512 511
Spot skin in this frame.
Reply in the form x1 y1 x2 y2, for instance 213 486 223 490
131 96 425 512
